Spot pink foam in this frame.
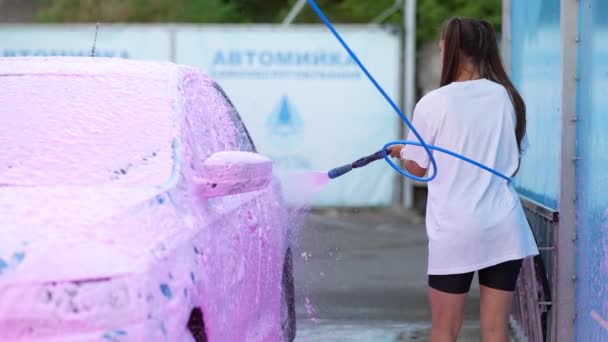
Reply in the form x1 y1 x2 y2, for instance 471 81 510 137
0 57 291 341
591 310 608 332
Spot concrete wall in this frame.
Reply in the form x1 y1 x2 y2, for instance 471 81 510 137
416 41 441 98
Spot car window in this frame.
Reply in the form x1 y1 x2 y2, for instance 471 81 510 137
212 82 257 153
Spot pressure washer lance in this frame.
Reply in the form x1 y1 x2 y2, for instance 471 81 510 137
328 148 393 179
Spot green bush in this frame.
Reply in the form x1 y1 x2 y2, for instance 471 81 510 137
36 0 501 44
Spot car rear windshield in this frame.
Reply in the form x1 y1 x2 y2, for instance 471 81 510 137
0 74 175 186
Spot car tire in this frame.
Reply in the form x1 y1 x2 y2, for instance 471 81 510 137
281 247 296 342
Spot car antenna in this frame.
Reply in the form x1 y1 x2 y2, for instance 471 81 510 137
91 22 100 57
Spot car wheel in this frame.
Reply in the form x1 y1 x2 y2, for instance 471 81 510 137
187 307 208 342
281 247 296 342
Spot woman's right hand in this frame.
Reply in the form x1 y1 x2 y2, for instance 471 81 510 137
389 145 405 159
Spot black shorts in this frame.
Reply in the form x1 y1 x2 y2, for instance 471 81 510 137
428 259 523 294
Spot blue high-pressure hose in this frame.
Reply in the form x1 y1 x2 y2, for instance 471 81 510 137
309 0 512 183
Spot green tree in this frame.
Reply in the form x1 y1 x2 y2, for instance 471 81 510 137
36 0 501 44
416 0 502 43
36 0 239 23
322 0 502 43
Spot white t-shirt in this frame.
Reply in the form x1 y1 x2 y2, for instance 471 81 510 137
402 78 539 275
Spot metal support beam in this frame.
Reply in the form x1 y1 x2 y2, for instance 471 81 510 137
557 0 578 340
169 25 177 63
401 0 415 208
501 0 511 73
282 0 307 27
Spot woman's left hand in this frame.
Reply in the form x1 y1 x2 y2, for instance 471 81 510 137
389 145 405 158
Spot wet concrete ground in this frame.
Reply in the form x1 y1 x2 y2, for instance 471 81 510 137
292 208 485 341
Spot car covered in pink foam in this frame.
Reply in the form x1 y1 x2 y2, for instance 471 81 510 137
0 57 296 342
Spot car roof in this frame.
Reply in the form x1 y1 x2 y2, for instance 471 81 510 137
0 57 183 79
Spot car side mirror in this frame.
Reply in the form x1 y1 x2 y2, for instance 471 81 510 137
194 151 273 198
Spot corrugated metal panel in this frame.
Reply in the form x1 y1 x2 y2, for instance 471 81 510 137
510 0 560 209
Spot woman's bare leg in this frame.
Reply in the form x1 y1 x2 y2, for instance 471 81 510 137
429 287 467 342
479 285 514 342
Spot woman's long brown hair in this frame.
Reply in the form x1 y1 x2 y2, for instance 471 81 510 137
440 17 527 153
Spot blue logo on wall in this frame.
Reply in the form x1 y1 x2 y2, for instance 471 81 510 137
266 95 303 138
266 95 311 168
